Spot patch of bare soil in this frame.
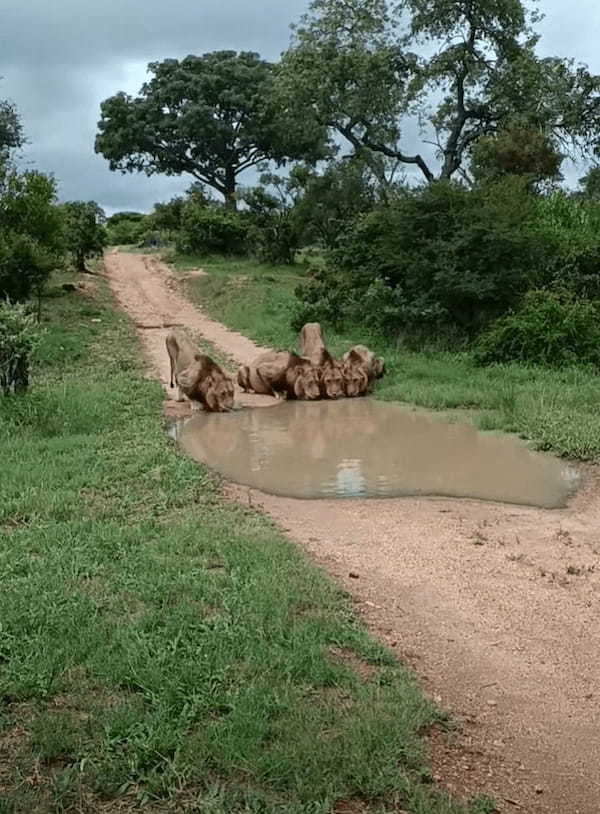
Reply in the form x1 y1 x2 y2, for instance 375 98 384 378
105 251 600 814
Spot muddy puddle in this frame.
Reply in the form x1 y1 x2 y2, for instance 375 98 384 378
168 398 581 508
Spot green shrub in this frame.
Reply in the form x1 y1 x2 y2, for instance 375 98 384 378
535 192 600 300
0 169 64 301
177 205 248 255
241 177 302 265
474 290 600 368
248 218 298 264
61 201 107 271
106 211 146 245
295 178 546 343
292 158 378 249
0 299 41 395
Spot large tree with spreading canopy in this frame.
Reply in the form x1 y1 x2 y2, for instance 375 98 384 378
95 50 327 209
276 0 600 183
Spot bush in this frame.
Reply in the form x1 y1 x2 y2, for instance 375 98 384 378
106 211 146 245
535 192 600 300
295 178 546 342
0 299 41 395
0 169 65 301
248 218 298 264
177 205 248 255
474 290 600 368
293 159 378 249
61 201 107 271
240 176 302 265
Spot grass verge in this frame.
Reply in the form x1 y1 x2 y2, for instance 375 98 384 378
0 269 485 812
170 254 600 460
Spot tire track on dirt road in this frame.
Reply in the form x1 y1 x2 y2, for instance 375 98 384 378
105 250 600 814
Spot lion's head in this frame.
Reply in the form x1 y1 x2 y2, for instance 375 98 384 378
294 364 321 400
342 355 368 397
204 372 235 412
319 361 345 399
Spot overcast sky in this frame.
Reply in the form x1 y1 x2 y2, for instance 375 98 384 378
1 0 599 215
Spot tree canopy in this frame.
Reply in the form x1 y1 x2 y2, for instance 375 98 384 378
61 201 107 271
0 170 64 301
578 166 600 200
0 97 24 167
95 50 327 209
470 126 562 185
276 0 600 183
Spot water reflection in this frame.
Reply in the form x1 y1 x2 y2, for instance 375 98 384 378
170 399 581 508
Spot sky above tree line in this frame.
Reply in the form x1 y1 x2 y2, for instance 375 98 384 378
2 0 599 214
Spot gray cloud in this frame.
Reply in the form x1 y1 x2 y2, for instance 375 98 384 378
1 0 598 214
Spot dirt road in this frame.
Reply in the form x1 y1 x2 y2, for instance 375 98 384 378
105 251 600 814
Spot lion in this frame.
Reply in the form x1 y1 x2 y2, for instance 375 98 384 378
299 322 326 365
340 349 370 397
299 323 346 399
247 350 321 400
166 328 235 412
342 345 386 383
312 347 346 399
237 364 252 392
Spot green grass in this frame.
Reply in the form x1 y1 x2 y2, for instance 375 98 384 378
171 254 600 461
0 271 485 812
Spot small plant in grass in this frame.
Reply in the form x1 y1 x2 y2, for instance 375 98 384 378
0 299 41 395
468 795 498 814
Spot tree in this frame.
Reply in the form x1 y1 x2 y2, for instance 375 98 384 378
0 170 65 307
105 211 146 245
278 0 600 183
95 51 328 210
61 201 107 272
0 96 24 167
578 166 600 200
292 158 379 248
242 172 306 264
0 96 64 312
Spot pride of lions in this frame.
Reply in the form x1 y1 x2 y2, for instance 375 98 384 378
166 322 385 413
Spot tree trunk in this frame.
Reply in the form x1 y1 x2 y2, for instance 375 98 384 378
13 355 29 395
76 252 87 272
224 166 237 211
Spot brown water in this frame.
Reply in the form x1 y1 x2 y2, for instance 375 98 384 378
169 399 581 508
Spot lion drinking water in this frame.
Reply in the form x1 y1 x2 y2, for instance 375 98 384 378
166 328 234 412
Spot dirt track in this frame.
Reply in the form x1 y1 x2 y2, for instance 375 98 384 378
105 251 600 814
